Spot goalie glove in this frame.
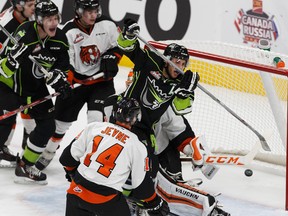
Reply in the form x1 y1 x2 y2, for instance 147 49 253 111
141 195 170 216
5 43 29 71
182 136 205 170
175 70 199 99
122 18 140 41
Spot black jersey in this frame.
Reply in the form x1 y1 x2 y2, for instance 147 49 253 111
122 41 181 131
2 21 70 97
0 7 30 55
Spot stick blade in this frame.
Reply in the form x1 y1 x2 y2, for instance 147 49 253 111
259 136 271 152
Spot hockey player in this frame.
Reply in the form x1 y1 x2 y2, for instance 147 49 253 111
35 0 124 170
0 0 36 167
116 19 230 216
0 0 72 184
117 18 201 176
59 97 170 216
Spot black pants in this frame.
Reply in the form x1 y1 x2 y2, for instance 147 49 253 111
66 193 131 216
0 83 55 149
55 80 115 122
158 144 182 174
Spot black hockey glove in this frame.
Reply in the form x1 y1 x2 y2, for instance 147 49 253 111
175 70 199 99
6 43 28 71
100 52 120 80
63 167 77 182
142 195 170 216
46 69 72 99
122 18 140 40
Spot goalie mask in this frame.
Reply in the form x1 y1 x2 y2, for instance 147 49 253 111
164 43 189 67
74 0 102 18
113 97 141 126
35 0 61 25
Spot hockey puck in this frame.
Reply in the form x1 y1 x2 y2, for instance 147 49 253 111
244 169 253 177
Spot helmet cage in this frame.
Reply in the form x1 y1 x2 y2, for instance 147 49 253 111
35 1 61 25
164 43 189 67
74 0 102 18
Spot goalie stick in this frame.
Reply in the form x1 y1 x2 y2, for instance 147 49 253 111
0 72 104 121
134 32 271 152
180 138 262 166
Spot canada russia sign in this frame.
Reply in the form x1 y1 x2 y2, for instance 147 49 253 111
234 0 279 46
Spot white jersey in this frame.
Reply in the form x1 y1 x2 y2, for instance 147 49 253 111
70 121 149 192
155 105 189 154
61 16 120 76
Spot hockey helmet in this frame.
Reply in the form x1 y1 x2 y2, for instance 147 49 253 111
113 97 141 125
74 0 102 18
35 0 61 24
163 43 189 67
10 0 34 8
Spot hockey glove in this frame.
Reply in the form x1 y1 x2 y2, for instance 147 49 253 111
182 137 205 170
100 52 120 80
142 195 170 216
46 69 72 99
63 167 77 182
175 70 199 99
122 18 140 41
6 43 28 71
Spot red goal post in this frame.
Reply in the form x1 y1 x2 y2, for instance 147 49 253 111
149 40 288 208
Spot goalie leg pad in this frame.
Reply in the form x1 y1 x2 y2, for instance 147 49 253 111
156 169 217 216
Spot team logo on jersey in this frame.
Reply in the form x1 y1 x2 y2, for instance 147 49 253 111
80 45 100 66
32 44 41 53
32 54 55 79
150 71 161 80
73 186 82 193
74 33 84 44
15 30 26 42
141 78 175 110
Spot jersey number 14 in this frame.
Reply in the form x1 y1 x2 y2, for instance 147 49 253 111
84 135 124 178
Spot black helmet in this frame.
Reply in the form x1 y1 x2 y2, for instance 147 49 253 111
10 0 33 8
35 0 61 24
113 97 141 125
74 0 102 18
163 43 189 66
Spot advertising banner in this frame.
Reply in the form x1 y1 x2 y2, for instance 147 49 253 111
0 0 287 54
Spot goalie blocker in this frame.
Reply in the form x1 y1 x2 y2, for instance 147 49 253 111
156 167 231 216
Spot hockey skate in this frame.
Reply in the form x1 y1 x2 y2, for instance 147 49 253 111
0 146 17 168
14 158 47 185
126 197 147 216
35 149 56 170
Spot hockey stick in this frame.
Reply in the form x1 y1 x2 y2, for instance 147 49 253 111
135 32 271 152
125 195 180 216
0 24 52 78
180 138 262 166
0 72 104 121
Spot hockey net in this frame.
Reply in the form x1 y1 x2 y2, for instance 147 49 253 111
149 40 287 173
